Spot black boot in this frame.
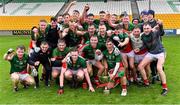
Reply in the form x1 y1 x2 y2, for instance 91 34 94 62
34 74 39 88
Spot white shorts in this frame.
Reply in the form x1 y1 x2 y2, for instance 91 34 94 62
121 50 135 58
145 52 165 61
11 72 30 81
19 74 29 81
67 69 83 75
87 59 97 65
52 67 61 72
135 53 147 64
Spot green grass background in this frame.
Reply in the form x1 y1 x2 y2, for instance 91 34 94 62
0 35 180 104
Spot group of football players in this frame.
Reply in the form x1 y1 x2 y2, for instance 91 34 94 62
4 4 168 96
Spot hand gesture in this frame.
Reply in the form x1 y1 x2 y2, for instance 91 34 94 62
89 86 95 92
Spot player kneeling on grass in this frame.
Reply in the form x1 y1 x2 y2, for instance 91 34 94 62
81 35 104 86
3 45 35 92
103 40 127 96
58 49 95 94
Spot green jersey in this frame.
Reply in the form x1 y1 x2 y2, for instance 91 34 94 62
82 44 102 60
110 33 128 50
83 32 97 44
52 47 70 67
31 25 50 47
82 22 98 31
123 23 135 31
97 34 108 50
67 56 87 70
64 29 81 47
103 49 122 70
10 54 29 74
94 19 110 30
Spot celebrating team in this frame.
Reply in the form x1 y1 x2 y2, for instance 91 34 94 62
4 4 168 96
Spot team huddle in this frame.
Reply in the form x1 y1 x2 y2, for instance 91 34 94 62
3 4 168 96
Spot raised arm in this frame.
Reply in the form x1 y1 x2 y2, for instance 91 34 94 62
3 48 15 61
80 4 90 24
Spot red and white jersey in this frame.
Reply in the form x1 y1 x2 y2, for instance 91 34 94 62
130 33 147 55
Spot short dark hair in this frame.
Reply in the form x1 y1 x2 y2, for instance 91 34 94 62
87 13 94 17
133 26 141 30
112 14 117 17
71 48 78 53
63 13 70 17
132 17 139 23
41 41 49 46
51 17 57 22
115 24 123 30
90 35 98 39
88 24 95 28
106 38 113 44
99 11 106 14
143 22 151 27
73 10 80 14
31 26 38 30
16 45 26 51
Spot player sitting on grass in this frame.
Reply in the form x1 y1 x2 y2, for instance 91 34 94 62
4 45 35 92
58 49 95 94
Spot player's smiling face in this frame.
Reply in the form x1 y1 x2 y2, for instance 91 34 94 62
90 36 98 48
114 29 119 35
64 15 70 23
16 48 24 59
87 16 94 24
57 16 63 23
88 25 95 35
99 13 106 20
110 15 117 23
40 44 49 53
39 22 47 32
71 51 78 62
69 22 77 30
99 25 106 35
33 27 38 34
106 41 113 51
51 21 57 28
72 11 80 19
122 16 130 25
148 14 154 21
133 19 139 25
58 42 66 51
143 25 152 35
133 28 141 37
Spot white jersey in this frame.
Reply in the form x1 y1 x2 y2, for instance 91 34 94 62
130 33 144 49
